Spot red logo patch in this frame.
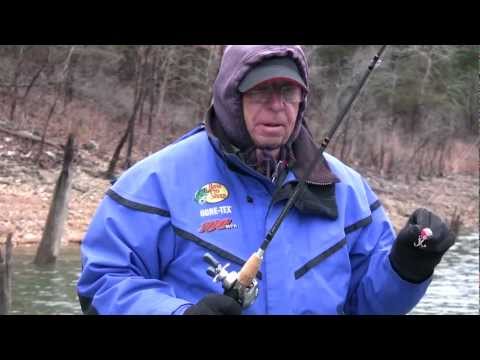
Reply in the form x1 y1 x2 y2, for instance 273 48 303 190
198 218 238 233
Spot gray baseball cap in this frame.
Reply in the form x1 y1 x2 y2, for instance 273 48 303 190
238 57 307 93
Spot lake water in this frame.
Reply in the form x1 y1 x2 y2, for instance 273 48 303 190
8 245 82 315
408 233 479 315
6 233 479 315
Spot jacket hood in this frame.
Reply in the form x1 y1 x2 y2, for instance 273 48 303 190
212 45 309 150
208 45 338 186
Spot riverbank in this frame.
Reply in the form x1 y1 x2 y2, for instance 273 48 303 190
0 139 478 246
362 168 478 236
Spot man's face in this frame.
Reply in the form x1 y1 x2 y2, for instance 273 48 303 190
242 79 302 150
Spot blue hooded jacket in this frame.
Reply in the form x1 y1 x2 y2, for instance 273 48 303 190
77 46 430 315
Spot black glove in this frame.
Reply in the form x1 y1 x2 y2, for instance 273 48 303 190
389 208 456 283
183 294 242 315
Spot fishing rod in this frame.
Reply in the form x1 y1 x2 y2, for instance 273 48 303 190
203 45 390 308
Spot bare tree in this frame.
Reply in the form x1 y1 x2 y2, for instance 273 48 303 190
151 46 174 135
125 46 152 168
9 46 26 123
105 91 144 179
145 46 175 156
106 47 144 177
14 47 51 130
1 45 474 181
146 47 160 136
34 46 76 164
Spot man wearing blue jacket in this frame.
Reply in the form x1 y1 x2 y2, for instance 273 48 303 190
77 45 455 315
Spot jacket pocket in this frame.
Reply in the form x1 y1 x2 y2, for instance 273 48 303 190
173 226 263 280
294 238 347 280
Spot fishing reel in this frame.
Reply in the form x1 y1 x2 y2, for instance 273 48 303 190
203 253 259 309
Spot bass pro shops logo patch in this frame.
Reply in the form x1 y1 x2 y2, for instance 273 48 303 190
194 182 229 205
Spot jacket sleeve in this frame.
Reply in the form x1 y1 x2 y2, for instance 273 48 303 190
77 193 192 315
344 180 432 315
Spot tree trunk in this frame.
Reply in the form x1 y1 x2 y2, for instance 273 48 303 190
34 46 75 165
437 141 448 177
9 46 25 123
34 134 75 266
0 233 13 315
106 91 143 179
151 47 174 145
125 113 136 168
125 81 146 169
147 49 160 136
379 140 386 172
138 93 145 126
106 124 130 179
10 94 18 124
124 46 151 168
34 93 59 164
22 61 47 103
16 61 48 130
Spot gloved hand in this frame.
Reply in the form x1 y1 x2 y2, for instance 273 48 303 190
389 208 456 283
183 294 242 315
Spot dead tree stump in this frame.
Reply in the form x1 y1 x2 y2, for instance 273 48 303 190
34 134 75 266
0 233 13 315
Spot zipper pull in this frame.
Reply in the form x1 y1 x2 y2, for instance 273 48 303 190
271 160 283 184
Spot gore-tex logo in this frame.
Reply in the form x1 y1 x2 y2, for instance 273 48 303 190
200 206 232 217
198 218 238 233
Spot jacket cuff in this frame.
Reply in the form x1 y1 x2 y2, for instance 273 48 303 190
388 252 435 284
387 254 433 288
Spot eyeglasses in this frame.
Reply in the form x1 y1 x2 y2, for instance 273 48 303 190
243 83 303 104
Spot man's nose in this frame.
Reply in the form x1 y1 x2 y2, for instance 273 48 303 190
267 91 285 111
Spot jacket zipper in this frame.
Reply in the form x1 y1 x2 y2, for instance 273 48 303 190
305 180 334 186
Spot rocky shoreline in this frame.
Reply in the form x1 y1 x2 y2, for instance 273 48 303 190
0 151 478 247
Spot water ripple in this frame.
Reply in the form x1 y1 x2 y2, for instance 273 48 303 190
6 234 479 315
